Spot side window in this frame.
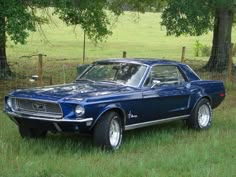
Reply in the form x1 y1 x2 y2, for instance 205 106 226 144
144 65 185 87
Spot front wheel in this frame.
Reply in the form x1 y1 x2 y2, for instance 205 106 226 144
19 126 47 138
93 112 123 150
187 98 212 130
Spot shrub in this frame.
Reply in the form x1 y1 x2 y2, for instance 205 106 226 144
193 40 202 57
193 40 211 57
232 44 236 56
200 45 211 57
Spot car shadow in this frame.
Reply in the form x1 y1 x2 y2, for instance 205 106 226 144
29 120 188 153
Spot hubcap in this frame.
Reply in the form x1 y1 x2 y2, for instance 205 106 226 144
198 104 211 128
109 117 121 148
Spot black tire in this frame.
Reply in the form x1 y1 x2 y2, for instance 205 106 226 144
187 98 212 130
93 112 123 150
19 126 47 138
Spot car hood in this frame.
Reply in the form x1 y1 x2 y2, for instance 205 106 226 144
10 82 136 102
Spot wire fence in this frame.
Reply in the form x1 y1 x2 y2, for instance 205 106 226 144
0 47 235 105
185 59 235 83
0 56 78 105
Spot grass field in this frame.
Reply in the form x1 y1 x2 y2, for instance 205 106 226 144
1 11 236 177
6 12 236 63
0 92 235 177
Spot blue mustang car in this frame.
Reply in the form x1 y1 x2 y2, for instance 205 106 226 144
4 59 225 150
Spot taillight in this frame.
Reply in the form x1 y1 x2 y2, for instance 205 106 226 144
219 93 225 97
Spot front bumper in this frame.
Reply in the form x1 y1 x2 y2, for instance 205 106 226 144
7 111 93 123
5 111 94 133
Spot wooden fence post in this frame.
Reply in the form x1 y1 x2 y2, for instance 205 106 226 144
38 54 43 87
83 31 86 64
227 43 234 82
181 46 186 62
49 75 53 85
123 51 127 58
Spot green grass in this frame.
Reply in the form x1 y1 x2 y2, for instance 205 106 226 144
0 93 235 177
1 11 236 177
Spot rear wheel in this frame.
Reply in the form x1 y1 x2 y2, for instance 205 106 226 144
93 112 123 150
19 126 47 138
187 98 212 129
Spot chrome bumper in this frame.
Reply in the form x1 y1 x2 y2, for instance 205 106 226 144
6 111 93 123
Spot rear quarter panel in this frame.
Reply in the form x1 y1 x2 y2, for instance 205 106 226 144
190 80 225 109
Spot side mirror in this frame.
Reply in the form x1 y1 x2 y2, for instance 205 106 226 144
151 79 161 88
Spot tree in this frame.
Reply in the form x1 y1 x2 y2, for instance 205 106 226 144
54 0 114 42
0 0 37 76
160 0 235 72
1 0 234 74
0 0 117 76
106 0 235 72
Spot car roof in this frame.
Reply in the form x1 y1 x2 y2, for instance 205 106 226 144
95 58 184 66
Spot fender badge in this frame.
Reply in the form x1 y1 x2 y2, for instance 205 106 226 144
128 111 138 119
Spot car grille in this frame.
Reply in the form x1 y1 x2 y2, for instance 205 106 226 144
12 98 63 119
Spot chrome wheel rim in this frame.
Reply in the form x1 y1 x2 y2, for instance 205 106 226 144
198 104 210 128
109 117 121 148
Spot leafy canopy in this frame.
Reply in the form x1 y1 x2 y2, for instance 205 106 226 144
161 0 235 36
54 0 114 42
0 0 120 44
1 0 235 45
0 0 36 44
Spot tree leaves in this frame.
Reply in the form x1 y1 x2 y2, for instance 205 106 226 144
0 0 116 44
0 0 36 44
160 0 235 37
160 0 215 36
54 0 113 43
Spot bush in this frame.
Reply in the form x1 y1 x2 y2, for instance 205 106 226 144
193 40 211 57
201 45 211 57
232 44 236 56
193 40 202 57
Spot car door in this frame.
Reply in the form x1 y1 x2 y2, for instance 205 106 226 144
141 65 191 122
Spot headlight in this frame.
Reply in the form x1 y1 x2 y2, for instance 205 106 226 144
6 97 13 108
75 105 85 117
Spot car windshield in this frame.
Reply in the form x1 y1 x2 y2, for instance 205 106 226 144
77 62 147 87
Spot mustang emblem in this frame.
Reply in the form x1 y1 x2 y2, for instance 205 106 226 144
32 102 46 111
128 111 138 119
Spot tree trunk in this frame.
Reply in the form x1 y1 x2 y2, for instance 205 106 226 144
0 15 11 78
0 16 6 62
205 8 234 72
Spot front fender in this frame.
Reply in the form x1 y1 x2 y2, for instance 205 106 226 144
89 103 126 130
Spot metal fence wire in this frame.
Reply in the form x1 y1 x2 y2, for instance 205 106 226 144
0 50 235 104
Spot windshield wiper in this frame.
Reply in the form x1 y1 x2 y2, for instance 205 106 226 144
75 79 96 83
98 80 125 86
